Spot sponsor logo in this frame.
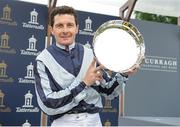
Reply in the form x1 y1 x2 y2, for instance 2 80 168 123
16 90 39 112
102 97 117 112
104 119 111 127
0 32 16 54
141 55 178 72
79 17 95 36
22 120 31 127
0 90 11 112
0 60 14 83
18 62 35 84
20 35 41 56
22 9 44 30
0 4 17 26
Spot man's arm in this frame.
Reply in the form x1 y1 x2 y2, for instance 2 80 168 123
34 61 87 115
98 71 128 100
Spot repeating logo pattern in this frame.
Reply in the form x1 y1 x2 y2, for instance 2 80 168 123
79 16 95 36
16 90 39 112
0 60 14 83
18 62 35 84
22 120 31 127
0 90 11 112
20 35 41 56
102 97 117 113
22 9 44 30
0 4 17 26
104 119 111 127
0 32 16 54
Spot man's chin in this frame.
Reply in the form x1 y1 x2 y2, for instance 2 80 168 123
61 42 73 46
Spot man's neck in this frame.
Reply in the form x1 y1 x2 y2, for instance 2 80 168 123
56 42 75 51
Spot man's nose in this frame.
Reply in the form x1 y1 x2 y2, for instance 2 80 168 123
62 26 68 33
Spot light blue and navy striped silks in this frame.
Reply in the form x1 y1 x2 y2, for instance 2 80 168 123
34 43 127 117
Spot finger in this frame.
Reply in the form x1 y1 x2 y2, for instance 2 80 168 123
90 57 97 67
98 74 103 80
127 66 139 75
95 65 104 72
96 70 102 77
97 62 106 69
98 64 106 70
136 64 140 69
96 76 103 82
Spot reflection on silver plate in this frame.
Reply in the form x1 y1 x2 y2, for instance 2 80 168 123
93 20 145 73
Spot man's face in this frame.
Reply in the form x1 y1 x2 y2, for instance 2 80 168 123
51 14 79 46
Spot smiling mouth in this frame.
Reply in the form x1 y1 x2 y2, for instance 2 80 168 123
61 36 68 38
61 37 71 41
61 35 71 38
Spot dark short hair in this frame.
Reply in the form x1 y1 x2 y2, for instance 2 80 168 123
49 6 78 27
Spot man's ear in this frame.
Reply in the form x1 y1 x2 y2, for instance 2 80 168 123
49 25 53 35
76 24 79 34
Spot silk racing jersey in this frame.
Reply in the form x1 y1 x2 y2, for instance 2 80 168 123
34 42 127 120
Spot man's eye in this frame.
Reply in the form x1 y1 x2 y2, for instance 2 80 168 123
67 24 74 27
56 24 63 28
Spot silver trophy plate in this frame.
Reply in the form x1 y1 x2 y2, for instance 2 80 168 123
93 20 145 73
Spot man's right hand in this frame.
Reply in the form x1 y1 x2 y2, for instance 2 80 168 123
83 58 104 87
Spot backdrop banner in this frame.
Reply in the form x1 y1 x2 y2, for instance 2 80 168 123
1 0 179 126
0 0 47 126
0 0 119 126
